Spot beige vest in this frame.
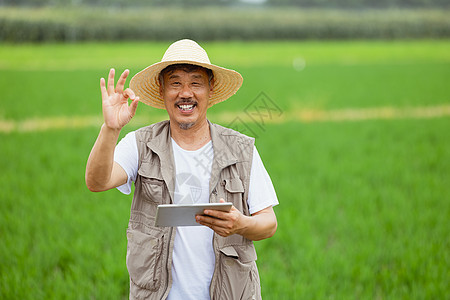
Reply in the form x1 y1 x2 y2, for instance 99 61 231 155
126 120 262 300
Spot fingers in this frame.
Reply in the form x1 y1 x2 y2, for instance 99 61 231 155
115 69 130 93
197 215 229 233
203 199 230 218
107 68 115 95
122 88 139 117
101 68 134 100
123 88 136 100
198 217 234 237
203 208 226 219
129 97 140 117
197 201 240 236
100 77 107 100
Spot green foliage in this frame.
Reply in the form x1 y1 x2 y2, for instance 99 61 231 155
0 7 449 42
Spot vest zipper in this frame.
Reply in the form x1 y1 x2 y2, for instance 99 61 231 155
162 226 175 299
209 186 219 298
209 232 219 299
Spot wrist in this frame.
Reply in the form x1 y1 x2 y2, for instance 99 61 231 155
236 214 252 237
101 123 122 136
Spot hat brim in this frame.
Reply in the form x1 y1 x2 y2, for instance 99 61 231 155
130 60 243 109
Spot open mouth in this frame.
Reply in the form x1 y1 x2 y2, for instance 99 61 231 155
177 103 197 113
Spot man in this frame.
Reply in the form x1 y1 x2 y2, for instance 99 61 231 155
85 39 278 300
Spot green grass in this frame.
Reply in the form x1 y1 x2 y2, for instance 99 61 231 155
0 129 131 299
254 119 449 299
0 41 449 299
1 40 449 120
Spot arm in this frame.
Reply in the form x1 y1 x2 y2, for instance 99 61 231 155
85 125 128 192
196 199 277 241
85 68 139 192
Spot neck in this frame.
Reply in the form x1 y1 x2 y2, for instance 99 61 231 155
170 118 211 151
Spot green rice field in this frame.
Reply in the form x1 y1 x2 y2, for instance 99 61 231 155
0 40 449 299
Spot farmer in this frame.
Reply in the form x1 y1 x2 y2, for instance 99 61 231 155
85 39 278 300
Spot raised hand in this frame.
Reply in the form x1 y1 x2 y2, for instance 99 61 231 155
100 68 139 130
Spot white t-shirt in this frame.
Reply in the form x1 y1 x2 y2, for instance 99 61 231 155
114 130 278 300
169 139 215 300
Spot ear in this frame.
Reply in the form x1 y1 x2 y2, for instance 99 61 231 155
209 78 215 98
159 82 164 98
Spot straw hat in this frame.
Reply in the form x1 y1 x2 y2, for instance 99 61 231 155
130 39 243 109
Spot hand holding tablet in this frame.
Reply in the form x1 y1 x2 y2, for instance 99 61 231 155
154 202 233 227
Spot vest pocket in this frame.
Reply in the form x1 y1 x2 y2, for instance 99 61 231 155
126 228 164 291
224 178 245 204
138 163 165 204
224 178 244 193
217 245 259 299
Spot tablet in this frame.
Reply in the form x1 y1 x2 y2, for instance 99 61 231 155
154 202 233 227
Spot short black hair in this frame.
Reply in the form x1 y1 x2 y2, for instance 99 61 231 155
158 63 214 87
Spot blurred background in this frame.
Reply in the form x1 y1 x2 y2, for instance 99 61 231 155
1 0 449 42
1 0 449 299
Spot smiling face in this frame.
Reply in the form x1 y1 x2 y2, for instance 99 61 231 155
160 65 214 130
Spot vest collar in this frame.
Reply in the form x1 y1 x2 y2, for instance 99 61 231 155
146 120 239 168
145 121 176 202
208 120 240 196
208 120 239 169
145 120 171 155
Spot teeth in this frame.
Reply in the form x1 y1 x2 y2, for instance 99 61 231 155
179 104 194 110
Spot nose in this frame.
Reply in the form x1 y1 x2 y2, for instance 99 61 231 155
179 84 194 98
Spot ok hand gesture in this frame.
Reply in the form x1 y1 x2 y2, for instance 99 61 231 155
100 68 139 130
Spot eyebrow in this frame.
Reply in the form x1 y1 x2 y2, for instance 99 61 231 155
167 73 205 81
190 74 204 80
168 74 181 80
